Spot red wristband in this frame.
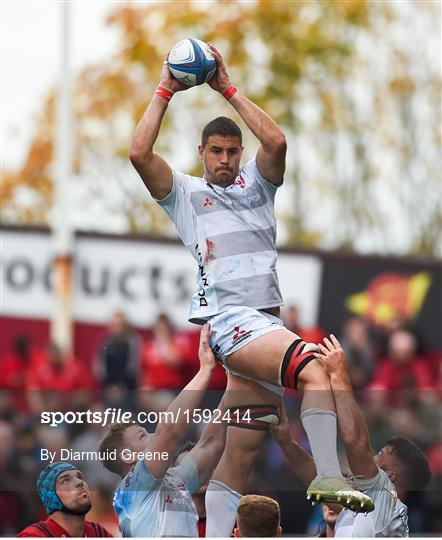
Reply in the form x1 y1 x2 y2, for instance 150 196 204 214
155 85 174 103
222 85 238 101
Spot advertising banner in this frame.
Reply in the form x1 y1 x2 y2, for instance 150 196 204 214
1 227 322 328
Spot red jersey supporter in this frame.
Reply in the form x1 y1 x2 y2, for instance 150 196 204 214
141 313 190 390
370 329 434 398
1 337 34 389
26 343 93 413
0 336 42 411
18 518 111 537
26 343 93 392
284 305 326 346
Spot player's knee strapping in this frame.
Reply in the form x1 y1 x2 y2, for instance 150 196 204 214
227 404 279 431
280 339 319 390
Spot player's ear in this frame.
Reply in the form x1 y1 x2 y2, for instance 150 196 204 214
119 450 135 466
233 527 241 537
276 525 283 537
387 470 397 483
198 144 204 159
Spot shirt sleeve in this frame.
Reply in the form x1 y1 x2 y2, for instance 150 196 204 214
169 455 200 495
129 459 162 491
241 156 283 201
154 170 196 247
113 460 159 524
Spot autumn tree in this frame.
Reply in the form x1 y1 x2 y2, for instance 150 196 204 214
2 0 440 256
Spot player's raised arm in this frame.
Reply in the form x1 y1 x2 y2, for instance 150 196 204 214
129 58 188 199
142 324 217 479
208 44 287 185
270 402 317 486
314 335 378 480
186 394 228 487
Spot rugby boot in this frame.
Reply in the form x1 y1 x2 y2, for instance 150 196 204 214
306 476 375 514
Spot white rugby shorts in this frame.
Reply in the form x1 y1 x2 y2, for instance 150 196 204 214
208 306 285 396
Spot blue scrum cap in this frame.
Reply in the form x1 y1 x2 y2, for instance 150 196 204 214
37 462 79 515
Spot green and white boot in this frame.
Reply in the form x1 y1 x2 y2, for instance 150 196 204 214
306 476 374 514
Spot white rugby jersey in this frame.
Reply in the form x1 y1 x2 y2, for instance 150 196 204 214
335 468 409 537
113 456 199 537
156 157 284 323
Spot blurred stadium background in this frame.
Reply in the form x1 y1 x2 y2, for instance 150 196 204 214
1 0 441 536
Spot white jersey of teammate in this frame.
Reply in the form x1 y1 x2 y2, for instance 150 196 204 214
156 156 283 324
335 468 408 537
113 455 199 537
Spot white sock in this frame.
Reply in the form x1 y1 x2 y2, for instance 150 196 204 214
205 479 242 537
301 408 342 478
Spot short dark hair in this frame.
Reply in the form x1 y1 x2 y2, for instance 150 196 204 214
385 435 432 491
201 117 242 146
236 494 280 537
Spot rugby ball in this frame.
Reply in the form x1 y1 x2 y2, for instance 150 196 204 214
167 39 216 87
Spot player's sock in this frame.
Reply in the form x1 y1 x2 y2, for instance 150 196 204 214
205 479 241 537
300 408 342 478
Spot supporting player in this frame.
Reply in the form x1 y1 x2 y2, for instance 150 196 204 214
98 324 228 537
234 494 282 537
271 336 432 537
130 43 372 536
172 442 208 537
319 504 342 538
18 462 111 537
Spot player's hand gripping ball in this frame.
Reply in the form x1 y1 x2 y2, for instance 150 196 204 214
167 39 216 86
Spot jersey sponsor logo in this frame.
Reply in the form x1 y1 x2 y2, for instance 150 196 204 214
125 470 133 488
233 326 246 341
234 176 246 189
197 190 262 209
195 244 209 307
232 326 252 345
164 493 191 506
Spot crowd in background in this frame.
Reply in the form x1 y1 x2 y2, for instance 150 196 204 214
0 307 440 536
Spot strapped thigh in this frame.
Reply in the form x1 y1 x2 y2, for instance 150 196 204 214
280 339 319 390
227 404 279 431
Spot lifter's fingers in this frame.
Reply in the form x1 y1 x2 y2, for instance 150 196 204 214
199 323 211 349
323 337 334 351
318 342 329 355
208 43 224 63
330 334 341 348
